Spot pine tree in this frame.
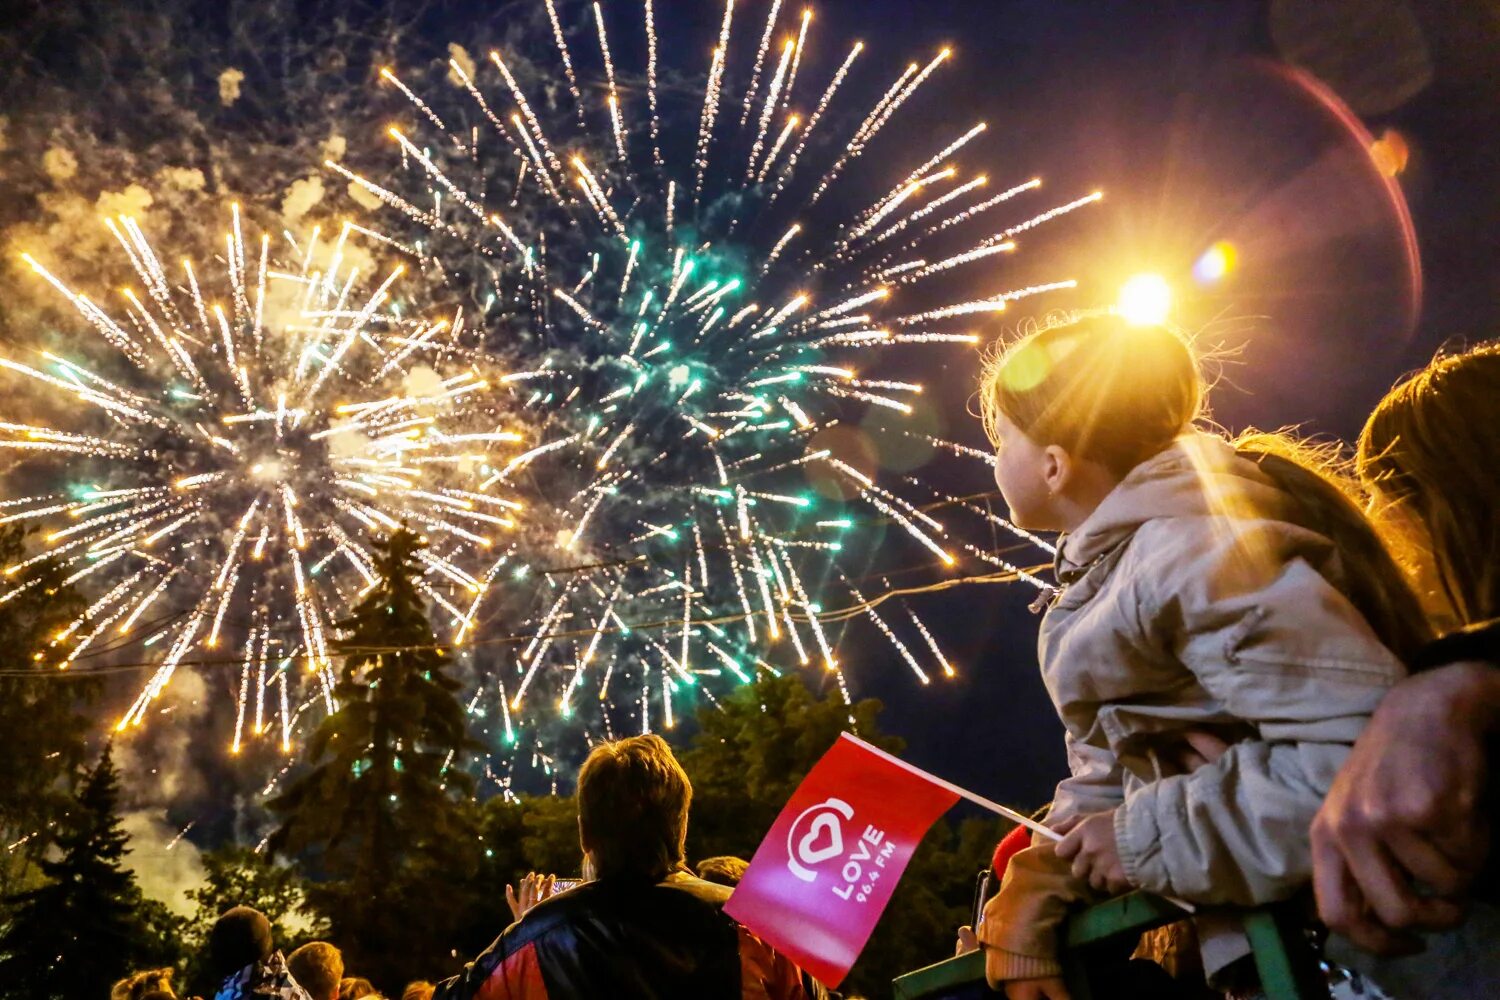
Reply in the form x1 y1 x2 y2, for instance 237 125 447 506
0 743 152 999
0 524 97 899
269 527 478 987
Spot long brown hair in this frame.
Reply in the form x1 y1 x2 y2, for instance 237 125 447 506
1235 432 1431 662
980 313 1429 659
1358 343 1500 626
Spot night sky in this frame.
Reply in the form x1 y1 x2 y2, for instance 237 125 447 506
809 0 1500 810
8 0 1499 818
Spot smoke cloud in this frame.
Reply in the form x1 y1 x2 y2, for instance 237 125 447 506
117 669 212 913
121 810 206 917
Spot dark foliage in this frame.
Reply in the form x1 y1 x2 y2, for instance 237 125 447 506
0 525 97 899
268 527 481 988
0 744 175 1000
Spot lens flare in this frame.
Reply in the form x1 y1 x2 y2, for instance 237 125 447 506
1193 242 1237 284
1117 273 1173 326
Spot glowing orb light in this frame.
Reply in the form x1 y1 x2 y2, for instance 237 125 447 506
1117 273 1173 326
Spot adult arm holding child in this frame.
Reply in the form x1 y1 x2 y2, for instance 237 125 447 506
1311 343 1500 962
1312 621 1500 953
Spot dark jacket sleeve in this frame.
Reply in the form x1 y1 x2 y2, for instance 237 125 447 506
1412 617 1500 672
431 934 506 1000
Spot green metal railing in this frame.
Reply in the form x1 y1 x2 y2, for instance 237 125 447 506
892 891 1327 1000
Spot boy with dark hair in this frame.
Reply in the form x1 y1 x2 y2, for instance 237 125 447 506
206 905 311 1000
436 735 823 999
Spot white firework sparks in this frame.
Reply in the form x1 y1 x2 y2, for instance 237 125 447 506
332 0 1091 774
4 210 517 753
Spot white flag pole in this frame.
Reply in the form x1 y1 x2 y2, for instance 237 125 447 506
841 733 1060 841
841 733 1197 913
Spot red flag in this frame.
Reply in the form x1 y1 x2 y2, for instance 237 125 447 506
723 733 961 988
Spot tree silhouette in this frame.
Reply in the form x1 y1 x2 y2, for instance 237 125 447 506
0 525 96 899
269 526 478 988
0 743 159 999
681 671 902 863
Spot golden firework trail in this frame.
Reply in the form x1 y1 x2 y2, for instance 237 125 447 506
4 212 517 754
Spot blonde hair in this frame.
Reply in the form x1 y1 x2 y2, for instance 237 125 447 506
1358 342 1500 625
288 941 344 1000
110 969 176 1000
979 313 1203 476
979 312 1428 659
694 855 750 886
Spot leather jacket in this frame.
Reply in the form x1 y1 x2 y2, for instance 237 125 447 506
434 871 823 1000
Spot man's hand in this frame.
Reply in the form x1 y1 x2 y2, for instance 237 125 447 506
1312 662 1498 954
1055 810 1131 895
1003 976 1071 1000
506 872 557 921
954 925 980 957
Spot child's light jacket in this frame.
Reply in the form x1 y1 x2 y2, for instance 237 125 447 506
981 433 1405 979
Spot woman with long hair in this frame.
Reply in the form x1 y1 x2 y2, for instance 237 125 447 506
1313 344 1500 974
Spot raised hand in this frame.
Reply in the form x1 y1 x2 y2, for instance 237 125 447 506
506 872 558 921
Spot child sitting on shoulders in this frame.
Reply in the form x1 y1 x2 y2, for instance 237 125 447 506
975 314 1428 999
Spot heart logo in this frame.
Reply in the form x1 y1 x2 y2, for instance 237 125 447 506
796 812 844 866
785 797 855 883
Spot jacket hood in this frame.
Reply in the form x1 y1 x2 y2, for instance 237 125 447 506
1057 433 1292 576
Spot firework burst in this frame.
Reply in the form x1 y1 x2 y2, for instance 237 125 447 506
3 209 515 753
341 0 1092 770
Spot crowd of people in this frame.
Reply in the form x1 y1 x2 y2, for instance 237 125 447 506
108 907 437 1000
104 323 1499 999
107 734 821 1000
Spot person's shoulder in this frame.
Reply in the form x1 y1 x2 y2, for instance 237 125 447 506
1126 511 1249 557
1415 617 1500 671
1123 509 1316 595
659 870 733 906
509 873 730 934
516 878 607 923
493 881 605 952
733 921 822 999
1104 516 1205 600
